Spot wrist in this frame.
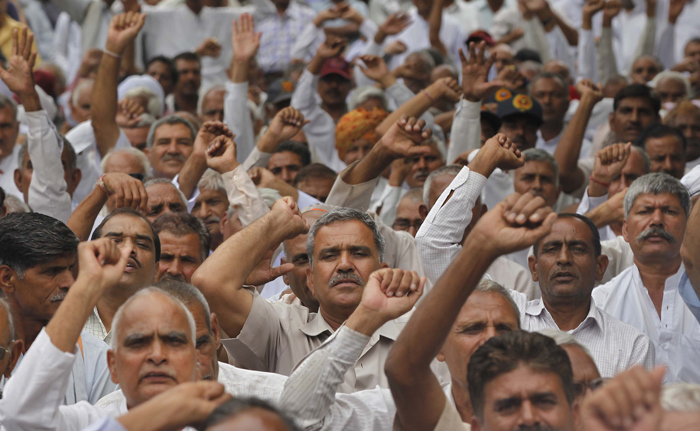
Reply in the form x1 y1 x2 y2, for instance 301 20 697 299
104 41 125 56
379 74 397 89
602 17 612 27
582 15 593 30
346 306 388 336
214 160 240 175
469 150 498 177
374 28 387 44
314 15 327 27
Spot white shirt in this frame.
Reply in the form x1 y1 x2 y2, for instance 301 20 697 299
0 144 22 200
593 265 700 383
575 187 616 242
536 129 592 160
510 290 655 378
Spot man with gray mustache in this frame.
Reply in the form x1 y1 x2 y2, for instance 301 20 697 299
0 212 117 405
593 172 700 383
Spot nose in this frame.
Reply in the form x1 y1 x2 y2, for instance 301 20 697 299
556 245 572 264
408 225 418 237
148 339 167 364
650 208 665 226
280 168 294 184
518 399 539 427
415 157 427 170
337 251 353 271
662 156 674 173
58 269 75 289
166 259 183 277
167 140 180 154
532 176 543 191
630 109 641 123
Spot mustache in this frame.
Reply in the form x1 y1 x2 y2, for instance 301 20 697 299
50 289 68 302
510 426 560 431
329 272 364 287
161 153 186 163
202 215 221 225
637 227 676 243
160 273 186 282
413 169 429 180
138 368 177 382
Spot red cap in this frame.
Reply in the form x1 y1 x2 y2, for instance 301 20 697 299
466 30 495 47
33 69 56 98
320 57 352 80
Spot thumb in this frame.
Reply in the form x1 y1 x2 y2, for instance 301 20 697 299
650 365 666 391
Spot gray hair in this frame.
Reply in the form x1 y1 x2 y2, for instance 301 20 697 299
408 50 436 72
71 78 94 106
519 60 543 76
130 113 156 129
100 147 151 176
146 115 197 149
306 208 385 268
348 86 389 111
197 84 226 117
258 188 283 209
18 136 77 174
123 87 163 118
537 328 593 357
197 169 226 195
401 188 425 204
631 145 652 173
155 280 211 333
110 287 196 350
423 165 462 207
651 71 692 99
0 95 17 119
661 383 700 411
623 173 690 218
529 72 568 95
0 297 14 341
144 178 188 207
3 195 29 213
523 148 560 188
475 279 521 326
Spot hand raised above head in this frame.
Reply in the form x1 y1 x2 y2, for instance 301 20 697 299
105 12 146 55
0 28 37 96
378 115 433 160
205 135 239 174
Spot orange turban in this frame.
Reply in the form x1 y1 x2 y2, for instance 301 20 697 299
335 107 389 160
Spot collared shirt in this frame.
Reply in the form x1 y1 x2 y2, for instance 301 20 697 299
222 290 409 393
576 187 616 242
536 129 593 160
510 290 655 378
472 0 516 30
257 2 316 73
1 329 119 431
84 308 110 344
593 264 700 383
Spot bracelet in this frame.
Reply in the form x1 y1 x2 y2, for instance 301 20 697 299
96 174 110 196
103 49 122 59
422 89 435 104
589 175 610 188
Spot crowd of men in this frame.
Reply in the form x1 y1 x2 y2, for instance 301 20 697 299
0 0 700 429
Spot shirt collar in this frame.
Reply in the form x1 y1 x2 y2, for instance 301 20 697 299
300 312 334 337
526 297 602 332
299 310 406 341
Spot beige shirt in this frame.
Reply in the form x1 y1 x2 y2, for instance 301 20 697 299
433 400 471 431
222 290 410 393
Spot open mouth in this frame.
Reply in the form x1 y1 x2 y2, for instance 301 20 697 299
125 257 140 273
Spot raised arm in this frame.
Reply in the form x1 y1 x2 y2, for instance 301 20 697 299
225 12 260 162
428 0 447 57
553 79 604 193
242 107 309 170
577 0 603 82
385 192 557 431
681 187 700 312
0 29 73 222
291 35 346 115
598 0 621 84
279 268 424 430
92 12 145 159
191 196 307 338
67 173 148 241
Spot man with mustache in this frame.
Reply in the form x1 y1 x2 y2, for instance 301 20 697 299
496 93 543 152
153 212 210 284
0 213 117 404
593 173 700 383
85 209 160 344
664 100 700 172
635 124 687 180
146 116 198 180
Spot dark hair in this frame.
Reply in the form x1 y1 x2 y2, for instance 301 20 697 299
203 397 301 431
534 213 601 257
467 331 575 420
146 55 179 83
152 212 210 261
613 84 661 113
91 208 161 261
514 48 542 64
273 141 311 167
0 186 5 210
173 51 201 65
634 123 687 151
293 163 337 187
0 213 79 278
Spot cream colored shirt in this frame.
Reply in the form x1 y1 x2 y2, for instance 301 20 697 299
433 400 471 431
222 290 410 393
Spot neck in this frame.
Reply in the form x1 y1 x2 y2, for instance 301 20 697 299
321 102 347 124
174 93 198 114
451 379 474 423
542 295 591 331
443 0 455 7
634 255 682 293
488 0 504 12
97 286 138 333
320 307 352 332
610 222 623 236
9 301 47 353
540 121 564 142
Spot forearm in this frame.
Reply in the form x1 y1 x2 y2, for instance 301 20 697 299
46 276 102 352
552 9 578 46
554 96 596 193
633 15 656 60
524 18 552 63
25 111 73 223
577 29 598 81
657 21 676 70
597 26 618 84
174 153 207 199
224 81 255 162
67 186 109 241
230 58 250 84
428 0 446 56
376 91 433 136
447 99 482 163
291 69 321 114
681 199 700 302
91 54 121 158
340 145 394 185
223 166 269 226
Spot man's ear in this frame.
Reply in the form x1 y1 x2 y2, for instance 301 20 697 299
436 349 445 363
381 262 390 269
69 169 82 196
5 339 24 377
418 203 428 219
107 350 119 384
622 219 629 242
595 254 610 282
306 267 315 296
528 254 539 283
0 266 16 295
13 169 22 191
210 312 221 349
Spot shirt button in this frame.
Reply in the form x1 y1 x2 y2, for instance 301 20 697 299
233 175 239 180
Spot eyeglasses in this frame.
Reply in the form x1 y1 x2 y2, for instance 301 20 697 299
392 219 423 231
573 377 609 398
